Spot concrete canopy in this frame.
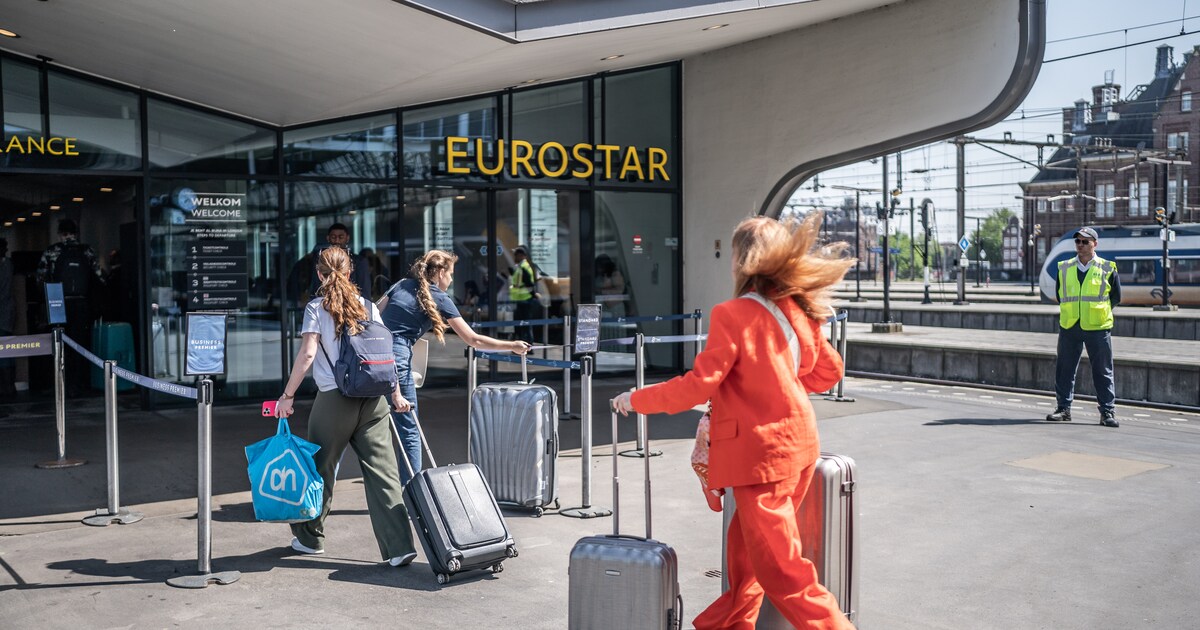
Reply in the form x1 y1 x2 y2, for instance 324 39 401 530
0 0 898 126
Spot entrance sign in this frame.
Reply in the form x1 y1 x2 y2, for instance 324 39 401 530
443 136 670 182
183 190 248 310
574 304 602 354
45 283 67 325
185 313 228 376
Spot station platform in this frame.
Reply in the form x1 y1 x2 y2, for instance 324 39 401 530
2 376 1198 628
838 301 1200 341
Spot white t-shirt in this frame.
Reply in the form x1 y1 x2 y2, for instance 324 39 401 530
302 296 385 392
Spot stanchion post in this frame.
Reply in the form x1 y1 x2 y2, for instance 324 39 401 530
175 315 183 381
620 333 661 458
83 361 144 526
167 379 240 588
826 311 856 403
37 328 85 469
467 347 476 462
693 309 703 360
560 355 611 519
561 315 575 419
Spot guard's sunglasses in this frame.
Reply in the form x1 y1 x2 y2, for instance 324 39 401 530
1074 238 1095 245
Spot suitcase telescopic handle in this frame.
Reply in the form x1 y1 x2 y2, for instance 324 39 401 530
521 352 528 383
610 400 653 539
389 409 438 480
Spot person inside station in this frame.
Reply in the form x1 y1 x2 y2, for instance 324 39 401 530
1045 226 1121 428
507 245 540 344
309 223 371 298
614 213 855 630
36 219 104 397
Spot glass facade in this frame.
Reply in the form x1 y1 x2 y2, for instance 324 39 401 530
0 52 681 402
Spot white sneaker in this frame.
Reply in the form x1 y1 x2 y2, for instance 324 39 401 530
290 537 324 555
388 551 418 567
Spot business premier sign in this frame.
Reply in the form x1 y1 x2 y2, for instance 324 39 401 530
442 136 670 182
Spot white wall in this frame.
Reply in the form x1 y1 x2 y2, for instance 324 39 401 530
680 0 1033 339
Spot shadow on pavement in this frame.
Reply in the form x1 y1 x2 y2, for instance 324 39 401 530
923 417 1050 426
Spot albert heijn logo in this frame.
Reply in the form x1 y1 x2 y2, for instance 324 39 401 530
259 448 317 515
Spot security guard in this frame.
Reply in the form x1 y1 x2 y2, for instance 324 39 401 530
1046 227 1121 427
508 245 539 344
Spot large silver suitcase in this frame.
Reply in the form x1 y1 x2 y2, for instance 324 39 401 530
567 405 683 630
469 380 559 514
722 452 858 627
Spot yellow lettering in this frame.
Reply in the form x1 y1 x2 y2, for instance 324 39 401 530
64 138 79 156
510 140 535 177
537 142 568 178
647 147 670 182
26 136 45 154
445 137 470 174
596 145 620 179
46 137 65 156
618 146 645 181
475 138 505 176
6 135 26 154
571 143 594 179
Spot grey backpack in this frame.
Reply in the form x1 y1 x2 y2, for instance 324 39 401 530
319 301 397 398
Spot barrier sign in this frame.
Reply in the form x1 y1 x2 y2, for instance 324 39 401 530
575 304 601 354
45 283 67 325
185 313 228 376
0 333 53 358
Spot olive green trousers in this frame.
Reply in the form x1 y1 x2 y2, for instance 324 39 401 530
291 390 415 560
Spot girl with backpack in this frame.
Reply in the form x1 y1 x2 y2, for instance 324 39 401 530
377 250 530 481
272 246 419 567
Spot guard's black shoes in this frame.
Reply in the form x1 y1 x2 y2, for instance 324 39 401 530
1100 411 1119 428
1046 408 1072 422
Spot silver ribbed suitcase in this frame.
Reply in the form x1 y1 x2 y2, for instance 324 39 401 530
567 405 682 630
721 452 858 627
468 374 559 515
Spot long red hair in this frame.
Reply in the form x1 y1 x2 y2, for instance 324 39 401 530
731 213 854 320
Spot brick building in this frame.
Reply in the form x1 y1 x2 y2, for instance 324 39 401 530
1020 44 1199 278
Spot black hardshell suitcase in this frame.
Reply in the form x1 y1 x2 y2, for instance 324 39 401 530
391 412 517 584
567 404 683 630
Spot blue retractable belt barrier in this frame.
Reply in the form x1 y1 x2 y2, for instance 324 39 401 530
63 334 198 399
476 351 580 371
470 317 562 329
827 310 848 323
600 312 700 324
598 333 708 346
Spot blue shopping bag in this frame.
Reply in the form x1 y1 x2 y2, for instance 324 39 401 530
245 418 324 523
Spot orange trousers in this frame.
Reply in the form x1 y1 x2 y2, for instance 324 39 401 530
694 463 854 630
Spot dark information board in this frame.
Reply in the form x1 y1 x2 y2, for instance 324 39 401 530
183 191 248 310
574 304 601 354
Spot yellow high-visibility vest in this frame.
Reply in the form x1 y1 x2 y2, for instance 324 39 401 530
1057 255 1115 330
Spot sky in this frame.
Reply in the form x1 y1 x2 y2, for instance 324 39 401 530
786 0 1200 243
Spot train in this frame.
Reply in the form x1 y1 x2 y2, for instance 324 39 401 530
1039 223 1200 306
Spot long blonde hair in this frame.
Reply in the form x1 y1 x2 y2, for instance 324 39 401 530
410 250 457 343
317 247 367 337
731 213 854 320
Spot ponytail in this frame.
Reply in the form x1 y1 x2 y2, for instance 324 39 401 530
410 250 457 343
317 247 367 337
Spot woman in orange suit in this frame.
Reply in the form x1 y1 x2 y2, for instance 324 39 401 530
614 213 854 630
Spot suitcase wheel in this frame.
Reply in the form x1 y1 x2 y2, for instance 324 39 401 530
533 507 544 518
491 562 504 573
447 558 462 573
436 573 449 585
506 545 518 559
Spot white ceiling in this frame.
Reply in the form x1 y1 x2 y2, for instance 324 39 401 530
0 0 893 126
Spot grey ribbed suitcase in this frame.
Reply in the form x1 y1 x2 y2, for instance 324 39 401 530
468 356 559 515
721 452 858 627
567 406 682 630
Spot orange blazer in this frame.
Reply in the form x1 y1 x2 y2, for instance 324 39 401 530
630 295 843 488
